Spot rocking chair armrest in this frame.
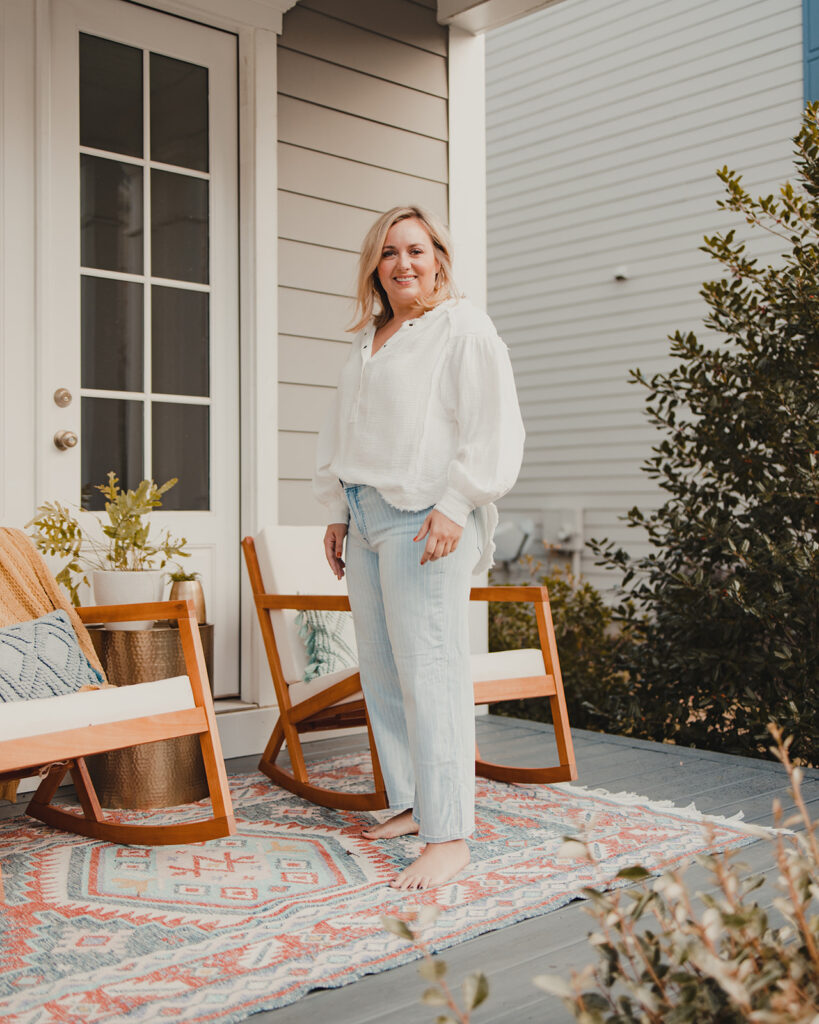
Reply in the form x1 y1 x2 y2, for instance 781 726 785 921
78 601 216 719
469 586 550 603
258 591 547 610
78 599 199 625
256 594 352 612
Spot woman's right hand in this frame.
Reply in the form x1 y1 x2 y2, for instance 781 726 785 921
324 523 348 580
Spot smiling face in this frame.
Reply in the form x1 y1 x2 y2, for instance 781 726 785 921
376 217 440 320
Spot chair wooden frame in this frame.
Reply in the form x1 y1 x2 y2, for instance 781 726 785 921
243 536 577 811
470 586 577 785
0 600 236 845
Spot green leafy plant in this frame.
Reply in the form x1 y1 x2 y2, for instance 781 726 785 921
382 906 489 1022
28 473 188 604
590 106 819 765
534 725 819 1023
488 559 635 731
168 567 201 583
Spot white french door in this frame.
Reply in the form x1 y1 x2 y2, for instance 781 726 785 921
41 0 240 697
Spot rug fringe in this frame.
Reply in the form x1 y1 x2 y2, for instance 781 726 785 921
310 751 779 837
548 781 776 837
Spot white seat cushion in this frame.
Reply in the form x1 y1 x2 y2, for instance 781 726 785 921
286 665 361 707
285 650 547 711
0 676 195 741
470 648 546 681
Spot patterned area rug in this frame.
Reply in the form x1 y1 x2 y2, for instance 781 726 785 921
0 753 761 1023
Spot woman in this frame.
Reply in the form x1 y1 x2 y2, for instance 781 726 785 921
314 205 524 890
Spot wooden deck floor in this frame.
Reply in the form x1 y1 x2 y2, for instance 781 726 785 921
3 715 816 1023
232 715 819 1024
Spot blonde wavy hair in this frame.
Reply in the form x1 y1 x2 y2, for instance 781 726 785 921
349 205 458 332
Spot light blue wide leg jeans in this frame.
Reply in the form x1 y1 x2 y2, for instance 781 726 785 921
343 484 477 843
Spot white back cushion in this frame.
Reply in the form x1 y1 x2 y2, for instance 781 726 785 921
255 526 350 684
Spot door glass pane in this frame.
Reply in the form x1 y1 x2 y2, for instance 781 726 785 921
81 397 144 510
150 53 208 172
152 286 209 396
80 34 143 158
82 277 143 391
151 170 208 283
152 403 209 510
81 155 143 274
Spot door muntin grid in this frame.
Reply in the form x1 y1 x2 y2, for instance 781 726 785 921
79 32 210 511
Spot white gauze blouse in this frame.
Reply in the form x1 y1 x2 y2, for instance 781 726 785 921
313 298 525 572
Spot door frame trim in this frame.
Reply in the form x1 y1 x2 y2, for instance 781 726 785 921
33 0 282 707
236 23 279 706
127 0 298 34
136 2 284 706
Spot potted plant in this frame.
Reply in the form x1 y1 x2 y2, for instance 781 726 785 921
168 567 207 625
28 472 189 630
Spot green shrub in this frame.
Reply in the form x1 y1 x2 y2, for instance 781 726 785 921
535 726 819 1023
488 560 636 732
590 107 819 765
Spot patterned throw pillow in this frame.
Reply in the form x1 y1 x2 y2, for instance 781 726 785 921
0 610 105 702
295 609 357 683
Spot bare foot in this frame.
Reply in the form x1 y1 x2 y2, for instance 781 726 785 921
390 839 470 890
361 809 419 840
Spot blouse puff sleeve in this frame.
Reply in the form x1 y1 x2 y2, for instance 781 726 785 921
434 330 525 527
313 389 350 526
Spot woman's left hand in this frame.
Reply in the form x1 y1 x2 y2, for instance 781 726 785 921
414 509 463 565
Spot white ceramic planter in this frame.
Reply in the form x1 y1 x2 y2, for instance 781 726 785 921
92 570 165 630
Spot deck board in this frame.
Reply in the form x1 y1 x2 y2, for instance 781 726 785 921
2 715 816 1023
243 716 818 1024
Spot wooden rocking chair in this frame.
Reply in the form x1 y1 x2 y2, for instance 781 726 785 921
242 527 576 811
243 528 388 812
0 533 235 845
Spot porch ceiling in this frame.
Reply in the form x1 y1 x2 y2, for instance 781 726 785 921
436 0 566 34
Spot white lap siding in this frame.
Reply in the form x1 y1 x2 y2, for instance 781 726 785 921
277 0 449 524
485 0 802 591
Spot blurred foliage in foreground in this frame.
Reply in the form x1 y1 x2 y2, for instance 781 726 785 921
535 726 818 1023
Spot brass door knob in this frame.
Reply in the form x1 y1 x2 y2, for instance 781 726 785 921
53 429 78 451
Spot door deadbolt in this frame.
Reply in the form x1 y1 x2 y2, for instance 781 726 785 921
53 388 73 408
53 430 78 451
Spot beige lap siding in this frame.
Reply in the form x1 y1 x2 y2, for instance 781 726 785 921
485 0 802 593
277 0 449 525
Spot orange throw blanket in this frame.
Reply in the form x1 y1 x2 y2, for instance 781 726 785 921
0 527 108 801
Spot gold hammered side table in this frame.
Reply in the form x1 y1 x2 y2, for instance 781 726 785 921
87 624 214 809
